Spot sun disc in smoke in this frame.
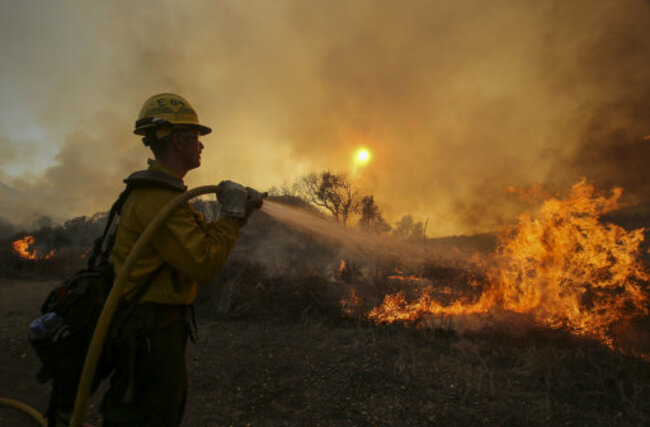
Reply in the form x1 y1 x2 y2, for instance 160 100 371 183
355 148 371 165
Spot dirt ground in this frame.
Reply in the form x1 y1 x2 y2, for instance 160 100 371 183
1 278 649 426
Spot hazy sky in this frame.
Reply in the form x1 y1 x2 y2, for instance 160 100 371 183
1 0 649 236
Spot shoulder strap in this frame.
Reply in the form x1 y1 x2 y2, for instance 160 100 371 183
87 169 186 269
87 188 131 269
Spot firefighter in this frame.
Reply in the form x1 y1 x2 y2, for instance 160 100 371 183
100 93 261 426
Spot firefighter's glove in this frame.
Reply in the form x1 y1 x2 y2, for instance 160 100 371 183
216 180 247 221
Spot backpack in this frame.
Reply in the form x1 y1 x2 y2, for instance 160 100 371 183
28 169 186 423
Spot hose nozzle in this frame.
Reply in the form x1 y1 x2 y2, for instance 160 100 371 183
247 188 267 209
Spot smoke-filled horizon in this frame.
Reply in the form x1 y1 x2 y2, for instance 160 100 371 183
1 0 649 236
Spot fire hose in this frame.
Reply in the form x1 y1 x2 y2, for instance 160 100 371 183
0 397 47 426
0 184 251 427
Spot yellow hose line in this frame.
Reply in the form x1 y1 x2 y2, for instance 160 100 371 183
69 185 221 427
0 397 47 426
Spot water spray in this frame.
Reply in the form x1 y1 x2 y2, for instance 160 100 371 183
260 200 434 263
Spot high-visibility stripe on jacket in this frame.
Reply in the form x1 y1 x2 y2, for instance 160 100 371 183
112 159 240 305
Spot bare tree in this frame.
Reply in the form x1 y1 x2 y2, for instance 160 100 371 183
393 215 425 241
296 171 360 225
358 195 391 233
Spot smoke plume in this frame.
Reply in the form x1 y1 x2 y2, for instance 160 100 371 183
1 0 649 235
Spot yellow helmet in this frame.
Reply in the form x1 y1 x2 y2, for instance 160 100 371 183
134 93 211 140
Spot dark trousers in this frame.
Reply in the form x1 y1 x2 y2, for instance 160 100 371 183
101 303 189 427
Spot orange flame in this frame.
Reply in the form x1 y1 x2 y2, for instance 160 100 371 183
338 259 346 274
11 236 55 260
367 180 650 350
341 288 362 316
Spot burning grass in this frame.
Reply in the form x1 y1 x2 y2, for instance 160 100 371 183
358 181 650 357
0 243 87 278
195 180 650 361
11 236 55 260
0 214 105 278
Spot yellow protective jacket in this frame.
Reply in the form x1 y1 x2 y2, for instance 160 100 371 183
112 159 240 305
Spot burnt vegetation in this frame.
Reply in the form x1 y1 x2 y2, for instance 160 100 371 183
1 172 650 425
